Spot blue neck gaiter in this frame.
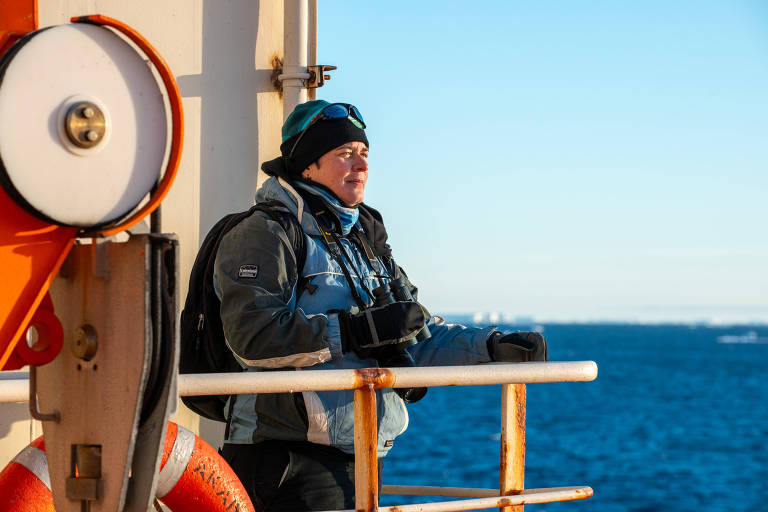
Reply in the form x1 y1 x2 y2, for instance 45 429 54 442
294 181 359 235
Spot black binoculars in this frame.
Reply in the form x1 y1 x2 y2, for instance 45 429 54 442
370 278 430 403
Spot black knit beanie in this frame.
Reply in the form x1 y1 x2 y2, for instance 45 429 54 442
278 102 369 177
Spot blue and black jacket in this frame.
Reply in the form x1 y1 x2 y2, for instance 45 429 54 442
213 176 496 456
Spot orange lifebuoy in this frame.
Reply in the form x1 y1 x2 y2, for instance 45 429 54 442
0 423 253 512
0 436 53 512
157 422 254 512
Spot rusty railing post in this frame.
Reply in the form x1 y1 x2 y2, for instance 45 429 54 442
354 383 379 511
500 383 526 512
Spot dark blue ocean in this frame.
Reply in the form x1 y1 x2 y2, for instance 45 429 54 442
379 322 768 511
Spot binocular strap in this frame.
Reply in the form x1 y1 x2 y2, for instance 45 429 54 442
363 309 380 346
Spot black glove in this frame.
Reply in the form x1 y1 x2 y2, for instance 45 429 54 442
487 331 549 362
338 301 426 356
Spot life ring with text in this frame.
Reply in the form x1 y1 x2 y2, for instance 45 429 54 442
0 422 254 512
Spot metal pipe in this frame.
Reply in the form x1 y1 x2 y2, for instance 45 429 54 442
0 362 597 402
0 372 28 402
378 486 593 512
382 485 500 498
277 72 310 81
381 485 590 499
307 0 317 100
177 362 597 397
321 486 593 512
353 384 378 511
500 384 526 512
283 0 308 119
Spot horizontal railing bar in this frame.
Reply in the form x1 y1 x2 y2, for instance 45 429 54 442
381 484 589 498
382 485 499 498
0 378 27 403
0 362 597 403
178 362 597 396
321 486 593 512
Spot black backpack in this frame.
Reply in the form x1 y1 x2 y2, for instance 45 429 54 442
179 201 306 422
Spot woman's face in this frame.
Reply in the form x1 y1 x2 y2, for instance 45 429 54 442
302 141 369 206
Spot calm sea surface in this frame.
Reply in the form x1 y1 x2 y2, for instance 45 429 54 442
379 323 768 511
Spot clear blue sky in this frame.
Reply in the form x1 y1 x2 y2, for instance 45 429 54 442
317 2 768 324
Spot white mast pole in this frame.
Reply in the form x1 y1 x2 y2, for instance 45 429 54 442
283 0 309 120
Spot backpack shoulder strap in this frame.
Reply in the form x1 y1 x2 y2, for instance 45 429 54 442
188 205 261 350
251 200 306 272
201 205 262 304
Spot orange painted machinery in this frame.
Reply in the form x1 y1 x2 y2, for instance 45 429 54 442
0 1 183 372
0 3 206 510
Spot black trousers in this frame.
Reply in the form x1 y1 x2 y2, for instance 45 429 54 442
221 441 383 511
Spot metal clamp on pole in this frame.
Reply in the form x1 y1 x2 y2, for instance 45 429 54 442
307 64 336 88
277 71 311 81
275 65 335 87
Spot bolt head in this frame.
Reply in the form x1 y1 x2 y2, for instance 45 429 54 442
64 101 106 149
72 324 98 361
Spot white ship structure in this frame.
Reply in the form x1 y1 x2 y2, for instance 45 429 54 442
0 2 596 510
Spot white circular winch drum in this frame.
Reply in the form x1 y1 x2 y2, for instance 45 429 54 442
0 23 169 228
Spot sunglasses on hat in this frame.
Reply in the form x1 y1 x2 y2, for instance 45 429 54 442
289 103 366 158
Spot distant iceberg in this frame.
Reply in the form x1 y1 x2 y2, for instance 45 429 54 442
716 331 768 344
470 312 543 332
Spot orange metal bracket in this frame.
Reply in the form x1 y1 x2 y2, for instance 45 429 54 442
0 187 76 371
3 292 64 371
0 0 71 371
0 0 37 54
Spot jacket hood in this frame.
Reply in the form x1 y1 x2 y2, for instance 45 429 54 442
261 156 292 180
255 176 322 236
256 176 391 249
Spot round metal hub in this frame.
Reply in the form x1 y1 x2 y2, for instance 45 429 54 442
64 101 107 149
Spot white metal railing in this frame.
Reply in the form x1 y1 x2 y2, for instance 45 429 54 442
0 362 598 511
177 362 597 395
190 361 598 512
0 362 597 403
0 372 28 403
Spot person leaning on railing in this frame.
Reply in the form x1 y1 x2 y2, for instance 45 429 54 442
213 100 548 511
